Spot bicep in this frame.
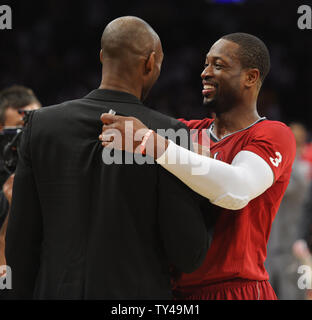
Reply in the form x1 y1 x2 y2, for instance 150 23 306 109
231 150 274 198
208 150 274 210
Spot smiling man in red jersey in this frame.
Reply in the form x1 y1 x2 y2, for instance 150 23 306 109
100 33 296 300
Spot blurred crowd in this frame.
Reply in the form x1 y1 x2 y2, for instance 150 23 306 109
1 0 311 122
0 0 311 299
265 122 312 300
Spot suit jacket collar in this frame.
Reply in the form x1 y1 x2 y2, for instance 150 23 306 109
83 89 154 125
84 89 143 106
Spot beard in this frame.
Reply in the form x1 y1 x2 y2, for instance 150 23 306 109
203 96 219 113
203 85 240 116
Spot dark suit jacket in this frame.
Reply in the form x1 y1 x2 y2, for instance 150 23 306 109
0 191 9 229
5 89 210 299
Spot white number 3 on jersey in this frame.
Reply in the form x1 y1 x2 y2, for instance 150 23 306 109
270 152 282 167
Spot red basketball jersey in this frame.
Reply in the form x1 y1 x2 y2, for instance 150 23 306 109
174 117 296 290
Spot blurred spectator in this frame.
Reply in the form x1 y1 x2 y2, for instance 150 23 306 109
266 122 311 300
0 85 41 187
0 85 41 269
0 89 40 129
1 1 311 126
293 165 312 300
302 142 312 180
296 180 312 256
292 237 312 300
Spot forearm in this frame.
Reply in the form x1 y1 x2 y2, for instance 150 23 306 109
155 141 274 210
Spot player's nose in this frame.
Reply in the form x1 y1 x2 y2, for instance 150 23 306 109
201 65 214 80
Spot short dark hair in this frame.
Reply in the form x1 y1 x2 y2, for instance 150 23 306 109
221 33 270 83
0 85 41 125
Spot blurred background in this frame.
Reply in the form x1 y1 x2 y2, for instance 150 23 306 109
0 0 311 124
0 0 312 299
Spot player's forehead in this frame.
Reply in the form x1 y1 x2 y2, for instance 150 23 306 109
206 39 240 64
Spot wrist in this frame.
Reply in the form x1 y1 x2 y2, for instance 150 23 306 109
140 129 154 155
141 130 169 159
150 131 169 160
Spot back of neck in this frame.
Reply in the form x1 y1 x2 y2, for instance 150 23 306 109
99 66 142 100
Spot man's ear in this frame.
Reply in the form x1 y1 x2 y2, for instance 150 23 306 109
245 68 260 88
99 49 103 64
144 51 156 75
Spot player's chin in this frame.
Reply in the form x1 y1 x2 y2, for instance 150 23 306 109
203 95 215 106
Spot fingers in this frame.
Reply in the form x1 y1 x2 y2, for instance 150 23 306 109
100 113 117 124
100 114 125 144
100 114 126 134
102 122 117 133
99 126 117 142
99 113 147 152
99 133 115 145
100 134 114 142
101 140 113 148
100 133 121 149
100 113 127 124
100 133 114 147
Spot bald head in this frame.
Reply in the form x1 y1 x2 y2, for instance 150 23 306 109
101 16 160 62
99 17 163 101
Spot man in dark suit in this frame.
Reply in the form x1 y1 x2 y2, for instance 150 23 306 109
4 16 210 299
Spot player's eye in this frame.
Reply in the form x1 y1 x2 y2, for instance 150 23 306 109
215 64 223 70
